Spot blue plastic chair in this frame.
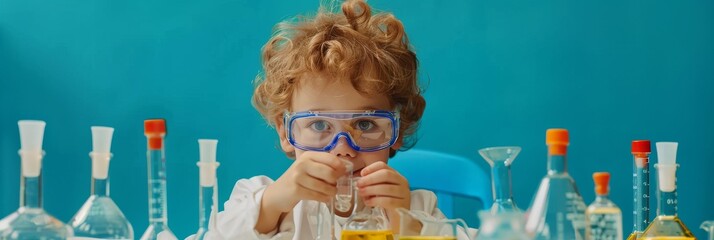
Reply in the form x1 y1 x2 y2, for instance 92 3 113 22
388 149 492 218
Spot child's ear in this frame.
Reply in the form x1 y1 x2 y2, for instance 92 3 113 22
276 122 295 154
391 136 404 151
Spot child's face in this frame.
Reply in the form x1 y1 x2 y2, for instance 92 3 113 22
278 72 401 176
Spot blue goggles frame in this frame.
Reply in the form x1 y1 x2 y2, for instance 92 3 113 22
284 110 400 152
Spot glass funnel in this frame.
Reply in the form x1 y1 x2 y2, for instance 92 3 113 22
69 126 133 239
476 210 529 240
341 177 394 240
0 120 72 239
524 128 587 240
701 221 714 240
478 146 521 213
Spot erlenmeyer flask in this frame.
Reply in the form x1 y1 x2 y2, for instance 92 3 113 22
0 120 73 239
341 177 394 240
639 142 695 240
478 146 521 213
524 128 587 240
476 210 530 240
69 127 133 239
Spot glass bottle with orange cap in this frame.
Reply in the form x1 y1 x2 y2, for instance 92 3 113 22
525 128 587 240
585 172 623 240
627 140 651 240
141 119 178 240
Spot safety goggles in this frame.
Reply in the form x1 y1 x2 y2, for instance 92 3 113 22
283 110 400 152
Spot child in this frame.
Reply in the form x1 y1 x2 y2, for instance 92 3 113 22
210 0 474 239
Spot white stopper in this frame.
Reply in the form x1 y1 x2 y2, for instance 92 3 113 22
656 142 678 165
199 139 218 162
656 164 678 192
198 139 219 187
92 126 114 153
19 120 46 152
656 142 679 192
90 127 114 179
19 120 46 177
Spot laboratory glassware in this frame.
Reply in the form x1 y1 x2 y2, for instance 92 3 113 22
525 128 587 240
0 120 72 239
585 172 623 240
316 159 353 240
398 208 473 240
194 139 220 240
341 177 394 240
140 119 178 240
478 146 521 213
639 142 695 240
627 140 651 240
476 210 530 240
701 221 713 240
69 126 133 239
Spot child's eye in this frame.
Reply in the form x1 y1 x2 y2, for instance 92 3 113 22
355 120 375 131
309 120 330 132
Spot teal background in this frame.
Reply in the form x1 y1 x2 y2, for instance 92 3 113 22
1 0 713 238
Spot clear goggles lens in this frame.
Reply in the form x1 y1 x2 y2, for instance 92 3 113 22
284 110 399 152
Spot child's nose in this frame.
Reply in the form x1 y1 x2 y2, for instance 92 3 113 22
331 136 357 158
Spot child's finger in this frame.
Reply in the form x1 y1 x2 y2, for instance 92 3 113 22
304 162 341 185
357 168 403 187
304 151 346 173
359 184 403 199
359 161 390 177
296 174 337 197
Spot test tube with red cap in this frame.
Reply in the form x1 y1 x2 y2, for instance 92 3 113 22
140 119 177 240
627 140 651 240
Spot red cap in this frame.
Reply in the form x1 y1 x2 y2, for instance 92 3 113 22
593 172 610 195
144 119 166 135
631 140 651 153
144 119 166 150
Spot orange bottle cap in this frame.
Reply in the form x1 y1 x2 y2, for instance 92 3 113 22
546 128 569 145
593 172 610 195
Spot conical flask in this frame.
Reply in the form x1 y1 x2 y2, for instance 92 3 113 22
0 120 73 239
639 142 695 240
524 128 587 240
479 146 521 213
341 177 394 240
69 126 133 239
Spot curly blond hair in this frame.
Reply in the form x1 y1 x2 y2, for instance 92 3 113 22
252 0 425 157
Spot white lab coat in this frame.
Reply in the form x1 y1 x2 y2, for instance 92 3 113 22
204 176 477 240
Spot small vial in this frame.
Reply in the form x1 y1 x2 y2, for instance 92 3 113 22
585 172 623 240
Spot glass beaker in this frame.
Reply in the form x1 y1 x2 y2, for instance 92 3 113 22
478 146 521 213
524 128 587 240
701 221 714 240
639 142 695 240
69 127 133 239
398 208 472 240
341 177 394 240
0 121 73 239
476 210 529 240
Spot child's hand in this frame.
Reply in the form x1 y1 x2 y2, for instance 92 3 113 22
357 161 411 231
266 151 347 213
